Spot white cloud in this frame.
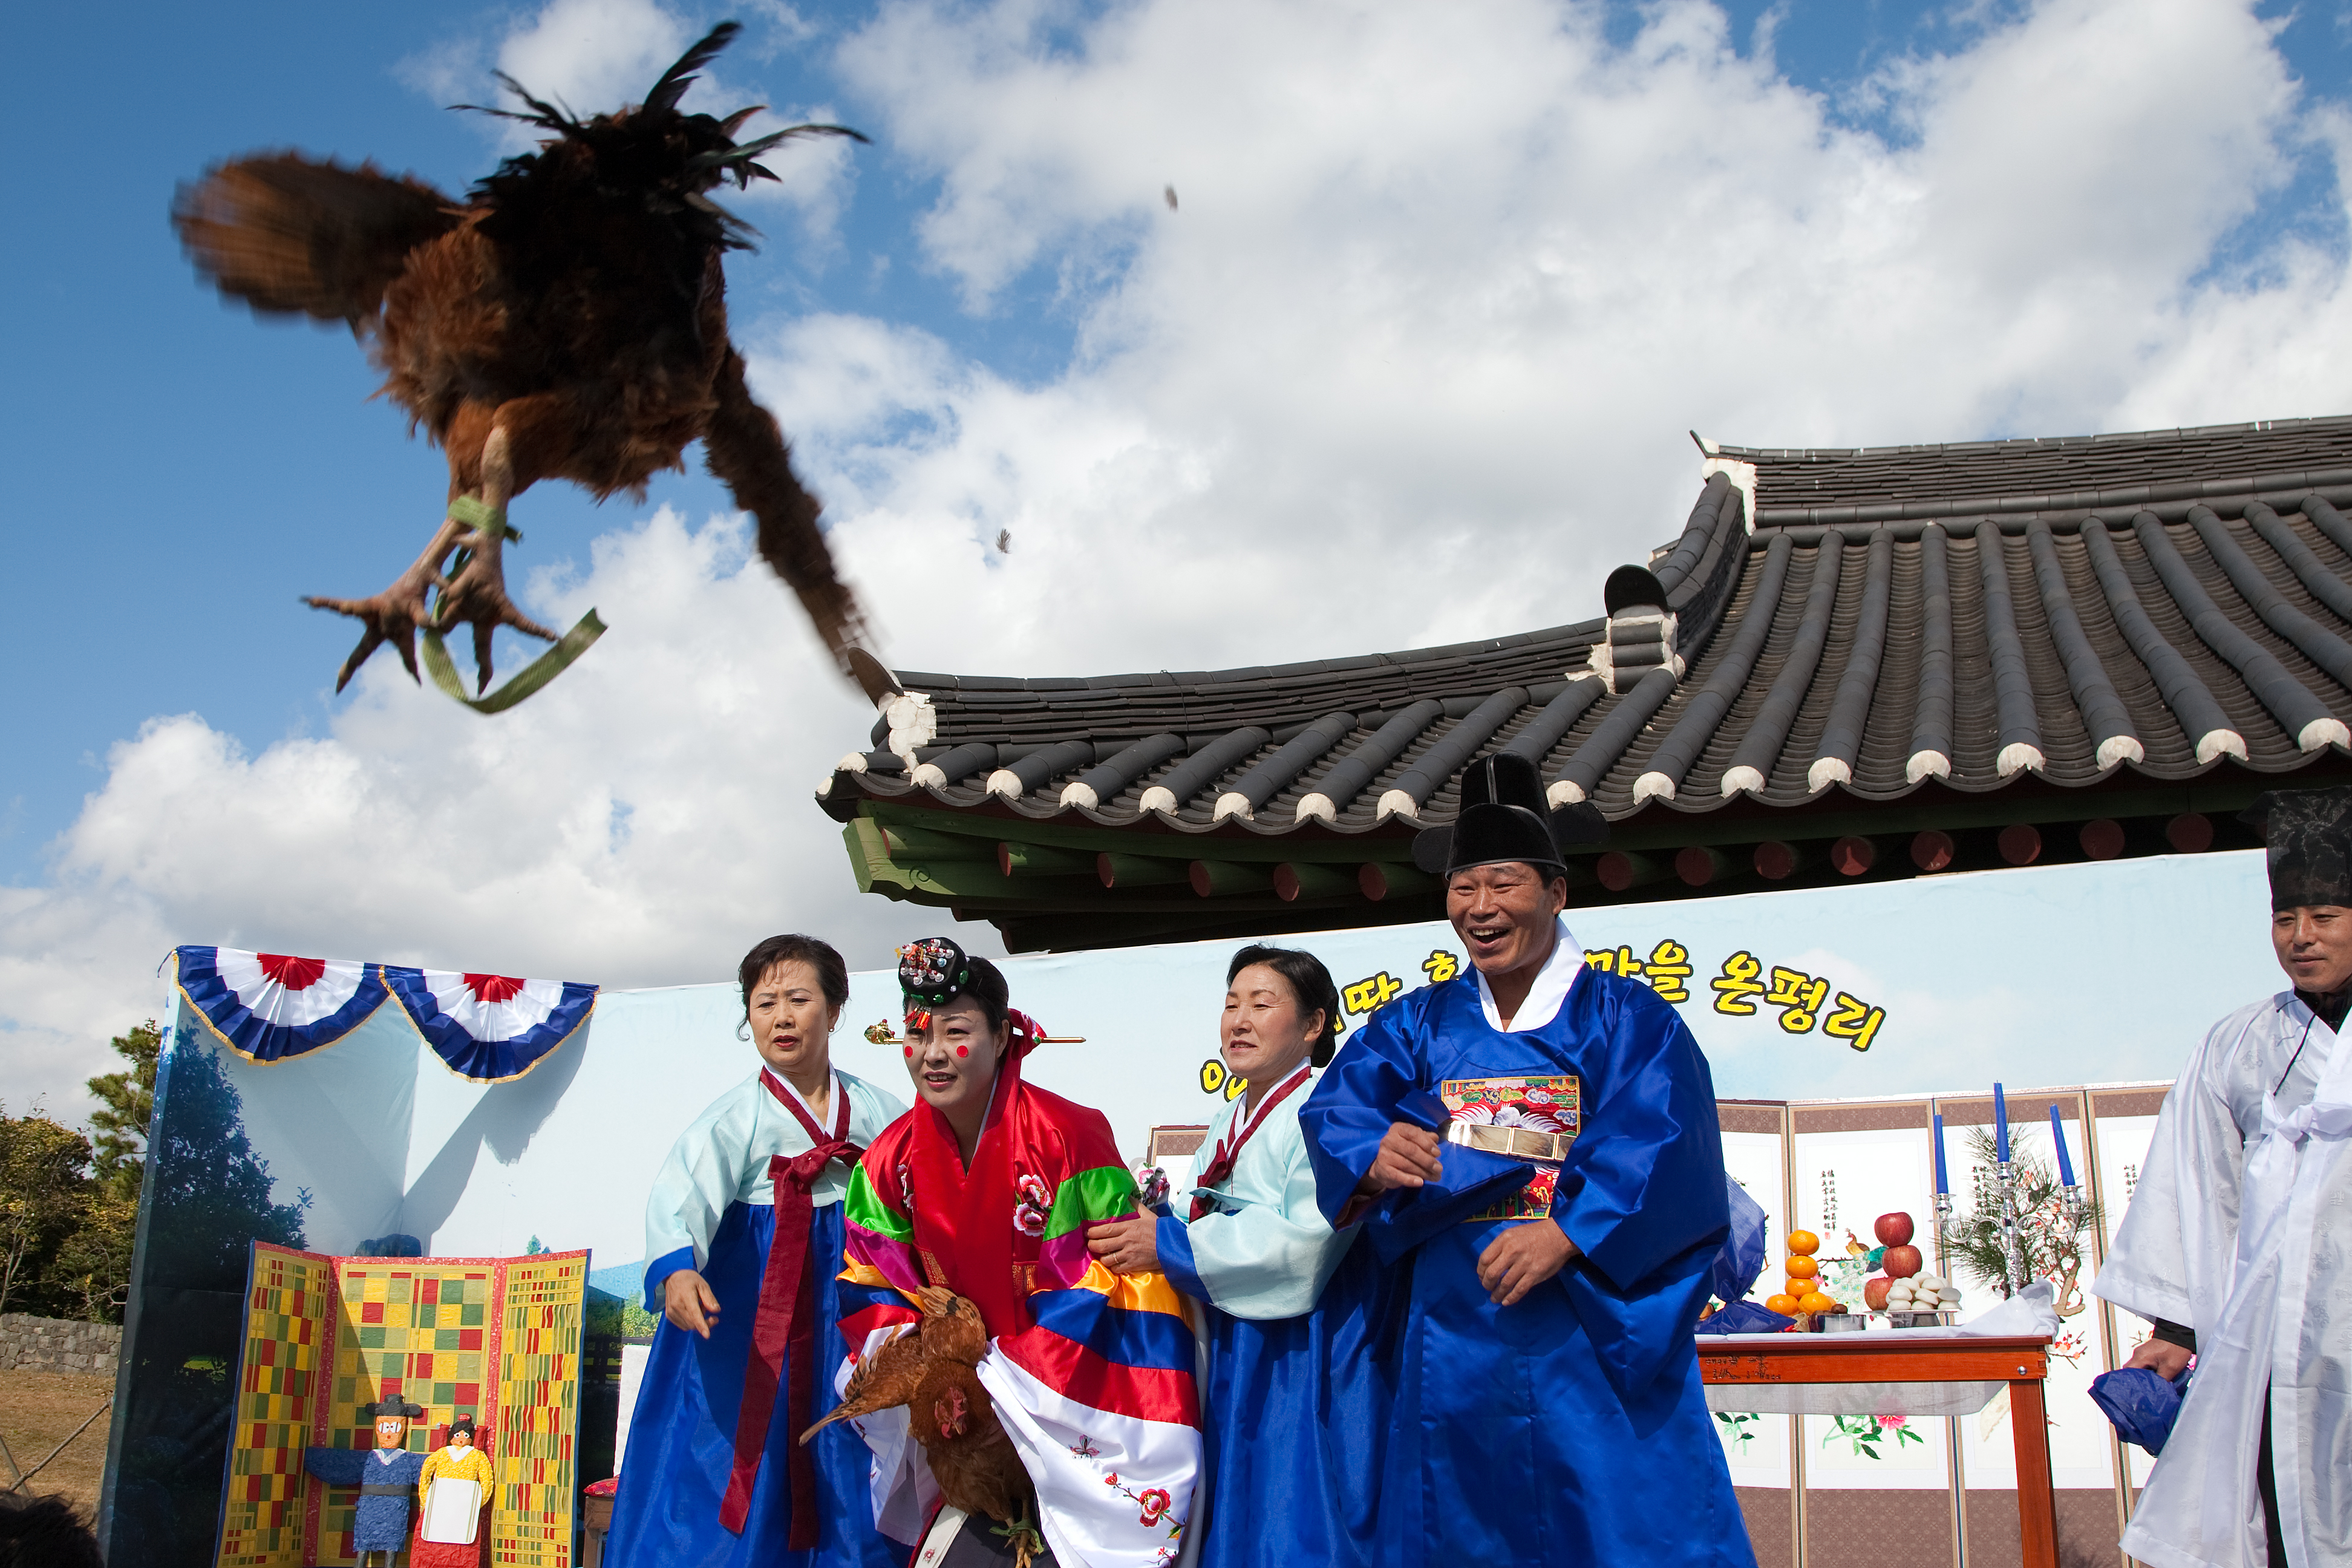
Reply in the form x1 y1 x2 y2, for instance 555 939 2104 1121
0 511 1000 1120
495 0 695 122
781 0 2344 675
14 0 2352 1120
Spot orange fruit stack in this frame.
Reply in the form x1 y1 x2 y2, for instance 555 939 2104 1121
1783 1230 1840 1319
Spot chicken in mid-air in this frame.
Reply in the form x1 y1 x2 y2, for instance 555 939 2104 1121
803 1287 1043 1561
174 21 875 707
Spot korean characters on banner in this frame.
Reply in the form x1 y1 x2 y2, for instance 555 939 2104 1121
1331 944 1890 1045
1193 928 1893 1102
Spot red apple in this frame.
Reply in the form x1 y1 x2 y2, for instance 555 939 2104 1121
1874 1211 1915 1247
1863 1277 1893 1312
1881 1243 1923 1279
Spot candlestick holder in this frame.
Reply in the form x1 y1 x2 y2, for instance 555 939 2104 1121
2059 1181 2086 1227
1993 1158 2028 1298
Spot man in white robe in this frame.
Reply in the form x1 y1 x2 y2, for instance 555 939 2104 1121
2094 786 2352 1568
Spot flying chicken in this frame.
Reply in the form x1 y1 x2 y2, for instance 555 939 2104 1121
173 21 875 707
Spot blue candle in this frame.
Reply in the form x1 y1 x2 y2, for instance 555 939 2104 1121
2050 1103 2076 1186
1932 1112 1949 1195
1994 1083 2010 1161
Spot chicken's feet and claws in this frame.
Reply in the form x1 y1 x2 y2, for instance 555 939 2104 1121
991 1495 1045 1568
433 495 558 693
305 515 466 691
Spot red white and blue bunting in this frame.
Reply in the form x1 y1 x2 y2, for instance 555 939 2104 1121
170 946 598 1082
381 967 598 1084
174 947 390 1063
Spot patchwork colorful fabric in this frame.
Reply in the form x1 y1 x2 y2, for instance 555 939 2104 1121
218 1244 587 1568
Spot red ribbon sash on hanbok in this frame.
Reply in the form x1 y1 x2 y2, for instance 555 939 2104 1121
1189 1064 1312 1220
720 1071 860 1544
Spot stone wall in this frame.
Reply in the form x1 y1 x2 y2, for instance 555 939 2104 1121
0 1314 120 1378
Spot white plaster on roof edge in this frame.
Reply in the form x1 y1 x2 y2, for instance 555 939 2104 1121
1375 789 1420 822
883 691 936 766
1904 750 1952 783
1293 793 1336 824
1996 742 2045 778
1546 780 1586 807
1700 455 1759 535
1214 792 1253 822
1806 756 1853 792
2194 730 2249 765
2297 717 2351 752
1633 771 1677 804
1059 780 1100 810
2094 735 2146 769
1719 765 1765 798
910 762 947 789
985 769 1025 799
1138 785 1178 815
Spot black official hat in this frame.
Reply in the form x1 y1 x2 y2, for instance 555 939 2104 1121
2243 786 2352 911
1410 753 1607 878
361 1397 425 1421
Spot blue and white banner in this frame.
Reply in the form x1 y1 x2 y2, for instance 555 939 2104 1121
382 967 598 1083
173 946 390 1063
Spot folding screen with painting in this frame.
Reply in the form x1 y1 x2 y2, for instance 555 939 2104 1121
215 1243 587 1568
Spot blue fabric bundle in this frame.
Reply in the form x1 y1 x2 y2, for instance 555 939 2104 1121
1694 1300 1796 1335
1709 1178 1770 1305
2088 1366 2189 1455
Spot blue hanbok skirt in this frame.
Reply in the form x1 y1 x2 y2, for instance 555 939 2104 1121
1195 1236 1388 1568
606 1201 900 1568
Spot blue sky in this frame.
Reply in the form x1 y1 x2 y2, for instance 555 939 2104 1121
5 0 2351 1118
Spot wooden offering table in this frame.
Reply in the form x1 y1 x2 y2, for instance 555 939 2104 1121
1697 1333 2058 1568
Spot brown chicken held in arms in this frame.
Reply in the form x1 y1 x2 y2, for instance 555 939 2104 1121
803 1287 1045 1561
173 21 877 705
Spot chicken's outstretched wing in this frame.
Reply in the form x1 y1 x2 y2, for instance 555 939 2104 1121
174 154 460 331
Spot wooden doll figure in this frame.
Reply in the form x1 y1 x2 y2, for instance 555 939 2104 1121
302 1399 428 1568
414 1414 495 1564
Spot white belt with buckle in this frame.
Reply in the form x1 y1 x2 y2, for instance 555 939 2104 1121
1445 1121 1571 1163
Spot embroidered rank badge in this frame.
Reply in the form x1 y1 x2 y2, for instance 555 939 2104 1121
1440 1074 1581 1221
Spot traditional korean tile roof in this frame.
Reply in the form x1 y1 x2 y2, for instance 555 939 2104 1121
818 415 2352 952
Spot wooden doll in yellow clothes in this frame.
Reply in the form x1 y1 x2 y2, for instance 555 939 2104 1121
413 1414 495 1565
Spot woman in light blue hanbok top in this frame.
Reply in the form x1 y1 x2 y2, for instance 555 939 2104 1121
606 934 907 1568
1086 945 1385 1568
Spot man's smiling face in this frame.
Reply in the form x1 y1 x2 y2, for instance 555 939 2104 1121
1445 861 1569 976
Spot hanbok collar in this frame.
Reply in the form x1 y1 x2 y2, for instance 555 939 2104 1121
1474 916 1583 1033
2264 992 2352 1146
905 1009 1050 1339
760 1066 846 1140
1189 1062 1312 1221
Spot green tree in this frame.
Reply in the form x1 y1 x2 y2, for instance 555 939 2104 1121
48 1184 138 1322
0 1106 94 1316
87 1019 161 1201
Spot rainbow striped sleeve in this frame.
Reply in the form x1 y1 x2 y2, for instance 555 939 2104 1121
1036 1163 1142 1290
1001 1261 1200 1428
841 1159 925 1299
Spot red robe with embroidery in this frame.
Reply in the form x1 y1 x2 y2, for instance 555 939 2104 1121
837 1030 1203 1568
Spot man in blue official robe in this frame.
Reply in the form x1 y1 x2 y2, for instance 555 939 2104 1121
1300 752 1755 1567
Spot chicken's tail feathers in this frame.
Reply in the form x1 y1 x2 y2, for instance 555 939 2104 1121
702 346 878 684
797 1405 860 1445
173 155 461 328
